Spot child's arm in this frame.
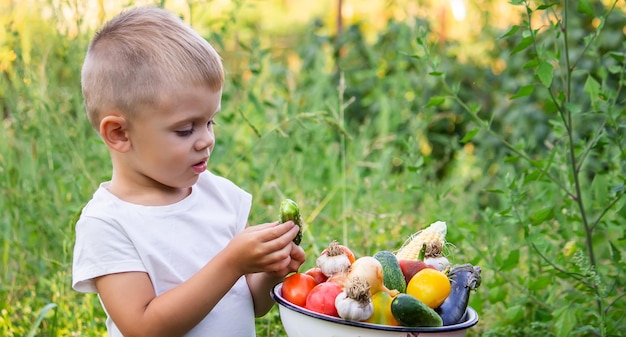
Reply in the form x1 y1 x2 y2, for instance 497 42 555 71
246 242 306 316
94 221 300 337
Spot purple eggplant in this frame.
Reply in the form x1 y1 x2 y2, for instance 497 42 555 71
435 263 482 325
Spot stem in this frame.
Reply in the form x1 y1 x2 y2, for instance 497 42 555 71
575 119 606 174
530 243 594 288
590 190 625 232
561 0 596 269
523 0 598 304
427 3 575 199
606 293 626 316
567 0 620 73
601 1 625 157
338 73 348 247
450 94 576 199
560 1 604 333
463 226 552 311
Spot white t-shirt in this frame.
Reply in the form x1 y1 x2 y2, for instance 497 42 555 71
72 171 255 336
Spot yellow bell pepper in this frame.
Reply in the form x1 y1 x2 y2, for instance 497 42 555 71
364 291 400 326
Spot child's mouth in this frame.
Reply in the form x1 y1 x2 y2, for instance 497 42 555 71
192 160 207 173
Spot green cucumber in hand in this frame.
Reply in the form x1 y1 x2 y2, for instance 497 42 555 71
279 199 303 245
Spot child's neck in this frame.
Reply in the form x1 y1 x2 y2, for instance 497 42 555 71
107 176 192 206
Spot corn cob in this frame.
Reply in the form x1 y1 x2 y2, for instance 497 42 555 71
279 199 303 245
395 221 447 260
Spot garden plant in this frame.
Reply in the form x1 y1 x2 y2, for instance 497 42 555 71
0 0 624 336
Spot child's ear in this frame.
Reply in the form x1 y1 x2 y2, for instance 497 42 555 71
100 115 131 153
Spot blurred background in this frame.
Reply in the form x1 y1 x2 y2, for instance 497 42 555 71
1 1 625 336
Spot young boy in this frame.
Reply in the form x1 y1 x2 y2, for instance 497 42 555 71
71 6 306 337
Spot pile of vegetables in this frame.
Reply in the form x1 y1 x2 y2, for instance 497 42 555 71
280 220 482 328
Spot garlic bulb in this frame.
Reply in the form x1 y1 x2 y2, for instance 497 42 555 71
334 276 374 321
424 256 451 271
316 241 353 276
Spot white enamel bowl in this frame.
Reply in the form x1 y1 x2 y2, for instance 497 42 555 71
271 283 478 337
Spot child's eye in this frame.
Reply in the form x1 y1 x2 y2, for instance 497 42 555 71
176 129 194 137
208 120 217 127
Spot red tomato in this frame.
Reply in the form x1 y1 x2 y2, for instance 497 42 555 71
282 273 317 307
304 267 328 284
305 282 343 317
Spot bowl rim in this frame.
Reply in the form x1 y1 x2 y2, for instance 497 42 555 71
271 282 478 332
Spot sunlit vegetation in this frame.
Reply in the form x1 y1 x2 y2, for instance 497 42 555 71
1 0 625 336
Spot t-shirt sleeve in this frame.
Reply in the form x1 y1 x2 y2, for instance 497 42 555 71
72 215 146 293
205 171 252 233
235 187 252 232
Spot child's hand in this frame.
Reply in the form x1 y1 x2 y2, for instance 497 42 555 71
266 239 306 279
240 222 306 316
284 241 306 275
227 221 303 276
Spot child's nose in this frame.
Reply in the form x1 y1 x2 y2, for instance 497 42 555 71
195 128 215 151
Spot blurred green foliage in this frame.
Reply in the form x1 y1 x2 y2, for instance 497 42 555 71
1 0 624 336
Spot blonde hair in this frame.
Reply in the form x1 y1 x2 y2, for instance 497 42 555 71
81 6 224 129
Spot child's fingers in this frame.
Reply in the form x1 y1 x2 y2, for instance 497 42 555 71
246 221 280 232
251 221 297 243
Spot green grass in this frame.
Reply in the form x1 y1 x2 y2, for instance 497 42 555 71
2 1 625 336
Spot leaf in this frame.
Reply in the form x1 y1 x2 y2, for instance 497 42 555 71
564 102 582 114
504 155 520 163
408 157 424 171
504 304 524 322
460 129 479 143
554 306 576 337
26 303 57 337
497 206 512 217
511 84 535 99
537 3 557 10
608 65 622 74
469 102 481 114
610 183 624 194
591 174 608 207
528 275 551 291
500 249 520 271
488 286 507 302
499 25 519 39
426 96 446 107
536 61 553 87
523 58 539 69
511 35 533 55
248 92 264 113
608 51 625 63
577 0 594 17
531 207 554 225
583 75 601 98
523 170 542 183
609 241 622 263
572 326 600 335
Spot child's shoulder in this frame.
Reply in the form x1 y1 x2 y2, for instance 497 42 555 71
80 183 117 212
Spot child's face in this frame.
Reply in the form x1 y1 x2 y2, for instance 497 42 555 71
126 85 222 191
